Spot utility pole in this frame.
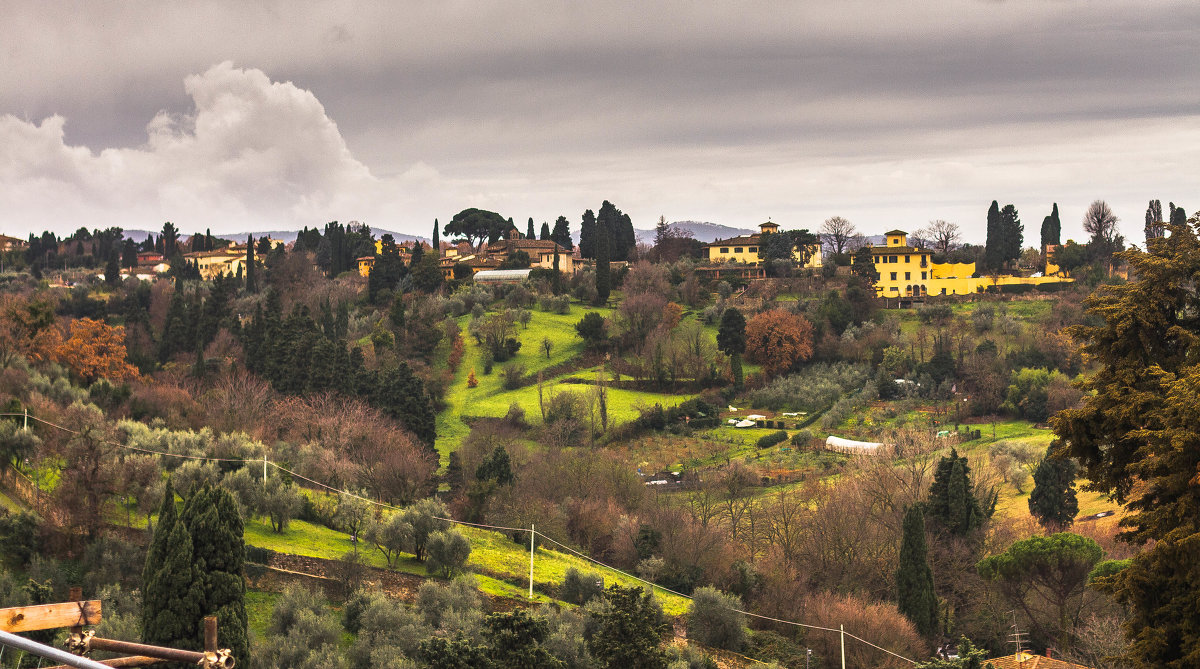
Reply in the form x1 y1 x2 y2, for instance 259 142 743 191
840 624 846 669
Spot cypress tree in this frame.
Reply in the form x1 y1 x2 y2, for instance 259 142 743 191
594 213 611 306
181 486 249 662
1028 446 1079 531
984 200 1003 272
540 221 551 240
928 449 990 536
1169 202 1187 227
1000 204 1023 268
896 505 938 638
142 480 177 634
142 515 205 649
104 252 121 286
432 219 440 256
717 307 747 388
244 235 256 293
1040 203 1061 250
527 217 536 240
551 215 572 250
579 209 596 259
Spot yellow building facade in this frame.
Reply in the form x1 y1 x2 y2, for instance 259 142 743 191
870 231 1070 298
705 221 823 268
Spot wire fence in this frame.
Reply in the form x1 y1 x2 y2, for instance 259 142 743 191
0 411 916 665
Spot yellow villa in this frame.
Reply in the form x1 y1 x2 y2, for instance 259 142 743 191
705 221 823 268
869 230 1069 298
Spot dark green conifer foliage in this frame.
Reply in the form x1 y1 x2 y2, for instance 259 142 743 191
178 485 248 661
579 209 596 259
245 235 256 293
928 449 991 535
586 585 669 669
377 363 437 451
485 609 562 669
105 253 120 286
1000 204 1023 267
717 307 747 387
896 506 938 638
142 515 205 649
527 217 536 240
433 219 440 255
594 225 611 306
142 479 177 635
984 200 1003 272
540 221 551 240
851 245 879 285
476 446 514 486
551 215 572 250
1028 447 1079 531
1041 203 1061 249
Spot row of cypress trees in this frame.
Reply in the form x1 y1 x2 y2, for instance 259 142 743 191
142 480 249 662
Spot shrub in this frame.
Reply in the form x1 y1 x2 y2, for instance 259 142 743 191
756 431 788 449
561 567 604 605
687 586 748 652
501 363 526 390
790 429 813 448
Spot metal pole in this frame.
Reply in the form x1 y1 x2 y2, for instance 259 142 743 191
840 624 846 669
263 456 268 481
528 524 535 599
0 630 112 669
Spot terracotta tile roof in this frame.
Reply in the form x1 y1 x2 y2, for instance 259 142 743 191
871 245 928 254
487 239 569 253
709 234 763 246
987 652 1091 669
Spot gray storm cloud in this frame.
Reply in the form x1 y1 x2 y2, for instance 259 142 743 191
0 1 1197 240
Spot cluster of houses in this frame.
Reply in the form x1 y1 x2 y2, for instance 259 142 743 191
3 222 1071 298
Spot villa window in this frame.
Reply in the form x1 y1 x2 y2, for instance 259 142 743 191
890 255 897 263
921 271 926 280
905 272 910 280
905 255 910 263
749 247 757 252
735 247 743 253
721 248 729 254
890 272 897 281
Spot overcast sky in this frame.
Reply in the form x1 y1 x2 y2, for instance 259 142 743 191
1 1 1197 244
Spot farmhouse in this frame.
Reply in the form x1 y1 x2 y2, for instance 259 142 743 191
705 221 823 268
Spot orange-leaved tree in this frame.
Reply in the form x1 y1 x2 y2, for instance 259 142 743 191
45 317 139 384
744 309 813 378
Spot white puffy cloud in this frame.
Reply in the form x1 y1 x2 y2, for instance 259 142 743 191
0 62 388 235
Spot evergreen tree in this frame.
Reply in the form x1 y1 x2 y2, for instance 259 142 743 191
594 215 611 306
376 363 437 451
540 221 551 240
527 217 536 240
1028 446 1079 531
1144 199 1164 242
717 307 747 388
433 219 440 256
984 200 1003 272
896 506 938 638
1000 204 1023 268
579 209 596 259
1051 215 1200 665
475 446 514 486
1169 201 1188 227
142 479 177 636
597 200 634 261
181 485 249 662
1040 202 1061 249
141 512 205 649
851 244 879 285
104 252 121 286
551 215 572 250
245 235 256 293
587 586 669 669
928 449 992 536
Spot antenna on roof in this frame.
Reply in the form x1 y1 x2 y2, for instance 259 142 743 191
1008 611 1028 657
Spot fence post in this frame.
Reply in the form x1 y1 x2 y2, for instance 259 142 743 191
840 624 846 669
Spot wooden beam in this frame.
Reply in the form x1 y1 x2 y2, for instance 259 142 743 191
0 600 102 633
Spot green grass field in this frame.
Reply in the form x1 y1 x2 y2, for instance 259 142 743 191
435 302 699 463
242 508 689 615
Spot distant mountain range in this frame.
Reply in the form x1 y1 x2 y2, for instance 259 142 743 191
633 221 755 245
122 227 427 245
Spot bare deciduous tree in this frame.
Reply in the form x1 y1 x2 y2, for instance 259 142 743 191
1082 200 1120 247
917 220 961 255
819 216 857 256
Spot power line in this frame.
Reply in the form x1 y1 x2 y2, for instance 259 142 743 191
2 411 916 664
